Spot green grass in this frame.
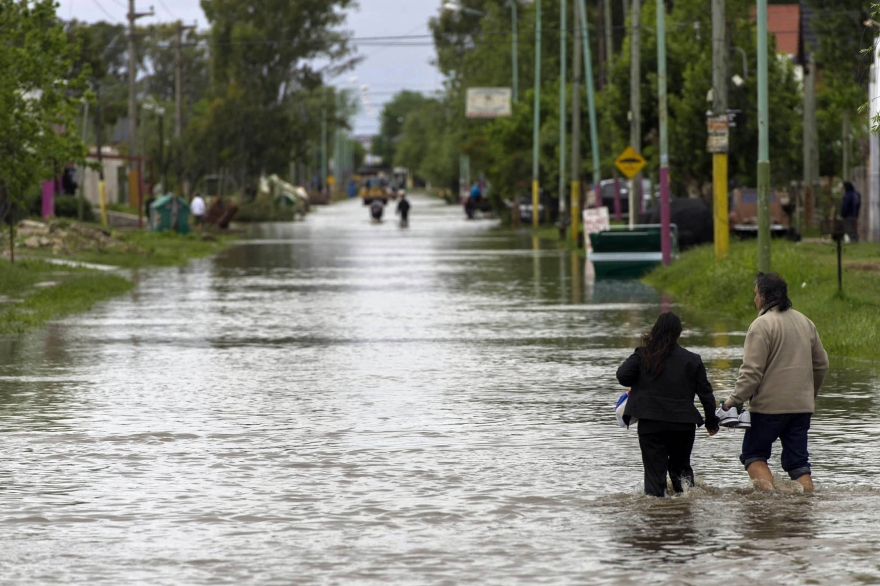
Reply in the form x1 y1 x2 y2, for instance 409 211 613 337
106 203 140 215
0 228 237 335
0 259 133 335
644 240 880 360
532 226 586 256
26 229 237 269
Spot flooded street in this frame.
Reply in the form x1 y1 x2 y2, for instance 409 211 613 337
2 194 880 585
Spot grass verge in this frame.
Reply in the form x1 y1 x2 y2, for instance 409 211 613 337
644 239 880 360
532 226 586 256
1 228 237 334
0 259 133 335
26 230 237 269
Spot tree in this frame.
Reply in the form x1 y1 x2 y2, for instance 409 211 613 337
373 91 429 165
0 0 90 262
199 0 358 188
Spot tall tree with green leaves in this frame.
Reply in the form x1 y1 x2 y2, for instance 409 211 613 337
0 0 90 262
199 0 358 188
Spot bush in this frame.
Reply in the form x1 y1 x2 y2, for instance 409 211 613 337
233 198 296 222
54 196 95 222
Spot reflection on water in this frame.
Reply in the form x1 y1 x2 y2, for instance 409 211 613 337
0 195 879 585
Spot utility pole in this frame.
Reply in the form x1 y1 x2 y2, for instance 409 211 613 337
843 111 850 182
803 52 816 230
127 0 152 207
712 0 729 260
321 88 328 199
175 21 196 139
757 0 771 272
629 0 641 227
603 0 613 79
558 0 567 229
577 0 601 215
531 0 542 228
657 0 671 265
570 0 582 245
510 0 519 102
97 83 107 226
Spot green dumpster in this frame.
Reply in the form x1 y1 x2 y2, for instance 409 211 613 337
149 195 191 234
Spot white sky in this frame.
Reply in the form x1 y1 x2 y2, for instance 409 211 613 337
57 0 444 135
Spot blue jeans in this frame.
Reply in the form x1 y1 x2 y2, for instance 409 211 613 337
740 412 812 480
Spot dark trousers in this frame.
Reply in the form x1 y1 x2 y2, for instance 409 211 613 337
638 429 696 497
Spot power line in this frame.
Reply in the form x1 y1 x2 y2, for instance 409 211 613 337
89 0 123 23
154 0 178 20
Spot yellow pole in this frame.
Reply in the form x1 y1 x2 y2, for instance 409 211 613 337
713 153 729 259
99 179 108 226
532 180 540 228
570 180 580 245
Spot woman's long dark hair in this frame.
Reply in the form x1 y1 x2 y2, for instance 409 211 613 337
641 312 683 376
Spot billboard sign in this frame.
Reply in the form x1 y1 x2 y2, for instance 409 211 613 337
466 88 512 118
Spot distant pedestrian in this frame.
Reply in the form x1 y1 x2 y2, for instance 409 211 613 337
616 312 720 497
840 181 861 242
396 193 410 224
719 272 828 491
191 194 206 227
370 199 384 221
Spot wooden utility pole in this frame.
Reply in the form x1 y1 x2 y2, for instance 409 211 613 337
757 0 771 272
97 83 107 226
175 21 196 139
603 0 613 79
558 0 567 225
712 0 729 260
803 51 817 229
570 0 582 244
127 0 152 207
843 110 851 182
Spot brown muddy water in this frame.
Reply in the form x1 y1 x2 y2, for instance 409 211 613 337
0 195 878 585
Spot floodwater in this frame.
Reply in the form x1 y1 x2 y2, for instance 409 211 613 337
1 194 879 585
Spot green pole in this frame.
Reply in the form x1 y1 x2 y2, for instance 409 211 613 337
756 0 771 272
558 0 567 219
532 0 542 228
657 0 671 264
321 88 327 198
577 0 601 196
511 1 519 102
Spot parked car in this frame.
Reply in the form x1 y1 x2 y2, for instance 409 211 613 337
599 178 652 218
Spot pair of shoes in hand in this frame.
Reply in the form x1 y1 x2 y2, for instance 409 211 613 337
715 405 751 429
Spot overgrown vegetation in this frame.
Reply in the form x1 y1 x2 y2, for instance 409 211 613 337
0 260 133 335
379 0 872 211
0 228 237 334
644 240 880 360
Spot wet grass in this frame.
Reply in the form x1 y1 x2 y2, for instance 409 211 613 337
27 230 237 269
0 259 133 335
532 226 586 256
644 240 880 360
1 228 237 334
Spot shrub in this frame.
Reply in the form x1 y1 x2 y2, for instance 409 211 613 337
54 196 95 222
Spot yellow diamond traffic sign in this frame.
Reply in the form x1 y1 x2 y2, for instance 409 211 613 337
614 146 646 179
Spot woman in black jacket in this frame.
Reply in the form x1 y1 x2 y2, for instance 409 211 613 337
616 312 720 497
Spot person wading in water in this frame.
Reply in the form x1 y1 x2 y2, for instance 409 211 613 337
616 312 720 497
718 272 828 491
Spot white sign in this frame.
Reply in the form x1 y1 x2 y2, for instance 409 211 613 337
466 88 512 118
582 207 611 252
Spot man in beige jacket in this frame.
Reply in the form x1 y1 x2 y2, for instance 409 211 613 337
722 272 829 491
